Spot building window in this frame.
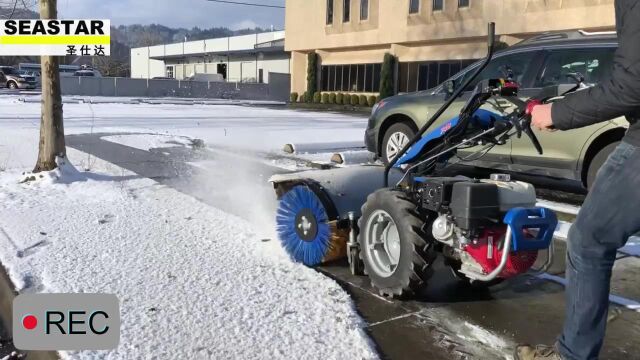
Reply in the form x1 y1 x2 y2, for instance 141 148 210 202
166 66 174 78
432 0 443 11
321 62 382 92
409 0 420 14
360 0 369 20
458 0 469 7
326 0 334 25
397 59 477 93
343 0 351 22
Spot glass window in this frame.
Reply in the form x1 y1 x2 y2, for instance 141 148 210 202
418 64 429 91
343 0 351 22
328 66 335 91
427 63 439 89
449 61 461 77
327 0 334 24
365 64 374 92
437 63 451 86
458 52 534 91
432 0 443 11
322 67 329 91
407 63 419 92
409 0 420 13
348 64 358 91
336 66 343 90
166 66 174 78
534 48 615 87
360 0 369 20
398 63 408 93
458 0 469 8
341 65 350 91
373 63 382 92
356 64 365 91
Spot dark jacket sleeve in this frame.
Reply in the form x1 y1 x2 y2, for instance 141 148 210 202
552 0 640 130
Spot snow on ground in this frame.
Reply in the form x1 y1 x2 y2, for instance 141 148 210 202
0 148 377 359
0 95 376 359
0 95 366 171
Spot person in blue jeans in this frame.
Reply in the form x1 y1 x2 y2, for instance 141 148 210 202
514 1 640 359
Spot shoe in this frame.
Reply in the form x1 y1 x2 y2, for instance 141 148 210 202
514 344 563 360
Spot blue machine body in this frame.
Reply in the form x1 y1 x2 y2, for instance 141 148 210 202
503 207 558 252
395 109 503 167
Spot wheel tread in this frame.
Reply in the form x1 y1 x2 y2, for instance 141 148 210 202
357 188 437 298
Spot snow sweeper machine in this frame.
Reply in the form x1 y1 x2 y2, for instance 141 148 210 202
270 23 577 297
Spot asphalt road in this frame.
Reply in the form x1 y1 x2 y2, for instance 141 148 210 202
65 133 640 359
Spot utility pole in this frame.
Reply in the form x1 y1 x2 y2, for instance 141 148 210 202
33 0 66 172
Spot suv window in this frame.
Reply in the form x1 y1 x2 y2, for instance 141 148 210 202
457 52 535 91
534 48 615 87
0 67 18 75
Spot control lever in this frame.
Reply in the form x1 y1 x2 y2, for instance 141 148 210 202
523 99 544 155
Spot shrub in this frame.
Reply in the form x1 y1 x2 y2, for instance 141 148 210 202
299 93 306 103
290 92 298 103
358 95 368 107
329 93 336 104
321 93 329 104
350 94 359 106
347 94 353 105
380 53 396 100
307 52 318 102
313 92 321 103
376 95 381 103
367 95 377 107
336 93 344 105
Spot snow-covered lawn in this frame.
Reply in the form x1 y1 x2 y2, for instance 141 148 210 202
0 96 375 359
0 95 367 171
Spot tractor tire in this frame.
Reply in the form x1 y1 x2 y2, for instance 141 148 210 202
381 122 416 165
586 142 620 190
357 189 437 297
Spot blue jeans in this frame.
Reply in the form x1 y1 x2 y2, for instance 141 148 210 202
558 141 640 360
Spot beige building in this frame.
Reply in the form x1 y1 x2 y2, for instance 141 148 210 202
285 0 616 95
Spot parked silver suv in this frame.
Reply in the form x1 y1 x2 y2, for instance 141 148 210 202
0 66 37 89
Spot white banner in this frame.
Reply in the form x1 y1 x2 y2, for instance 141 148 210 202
0 19 111 56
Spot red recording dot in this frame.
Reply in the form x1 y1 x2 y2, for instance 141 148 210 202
22 315 38 330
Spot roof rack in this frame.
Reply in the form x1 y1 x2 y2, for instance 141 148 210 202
516 29 616 46
518 32 568 44
578 30 617 36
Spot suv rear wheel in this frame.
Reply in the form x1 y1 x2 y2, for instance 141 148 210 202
7 81 17 89
586 141 620 189
381 122 416 165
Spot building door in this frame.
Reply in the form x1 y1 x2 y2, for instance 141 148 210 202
259 69 264 83
217 63 227 80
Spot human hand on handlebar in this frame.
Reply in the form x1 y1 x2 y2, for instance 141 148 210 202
531 104 557 132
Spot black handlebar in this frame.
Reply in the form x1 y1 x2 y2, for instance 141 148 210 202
383 22 496 187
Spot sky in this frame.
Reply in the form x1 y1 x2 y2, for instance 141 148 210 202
53 0 285 30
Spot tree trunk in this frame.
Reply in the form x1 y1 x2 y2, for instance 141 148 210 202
33 0 65 173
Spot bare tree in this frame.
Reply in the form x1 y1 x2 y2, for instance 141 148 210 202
33 0 65 172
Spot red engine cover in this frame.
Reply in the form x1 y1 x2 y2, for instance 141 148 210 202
464 228 538 279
